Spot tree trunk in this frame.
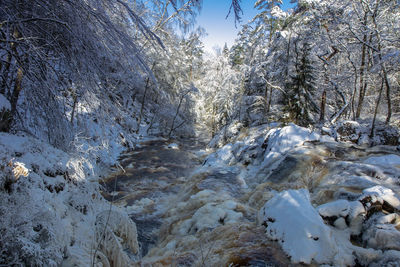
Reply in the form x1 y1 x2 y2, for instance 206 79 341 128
10 68 23 119
370 1 392 123
370 78 384 138
320 90 326 122
168 93 185 138
264 84 269 115
355 13 369 119
0 52 12 95
384 69 392 123
267 86 273 113
70 92 78 124
136 77 150 134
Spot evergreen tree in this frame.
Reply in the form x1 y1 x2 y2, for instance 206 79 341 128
284 41 319 125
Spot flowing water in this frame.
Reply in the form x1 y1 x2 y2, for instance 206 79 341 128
101 134 294 266
101 137 208 257
101 129 400 266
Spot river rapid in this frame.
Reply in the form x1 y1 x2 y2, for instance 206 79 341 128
101 123 400 266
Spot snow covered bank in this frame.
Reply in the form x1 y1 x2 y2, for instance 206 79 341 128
0 133 139 266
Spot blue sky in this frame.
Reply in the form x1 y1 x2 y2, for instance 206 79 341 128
195 0 295 52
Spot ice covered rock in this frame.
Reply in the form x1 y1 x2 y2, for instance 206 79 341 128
180 199 243 234
364 154 400 168
204 143 235 166
369 250 400 266
317 199 366 234
259 189 339 264
363 213 400 251
167 143 179 149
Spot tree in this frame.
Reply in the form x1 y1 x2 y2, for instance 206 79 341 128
284 40 319 125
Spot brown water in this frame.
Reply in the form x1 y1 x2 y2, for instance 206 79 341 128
101 137 207 257
100 135 294 266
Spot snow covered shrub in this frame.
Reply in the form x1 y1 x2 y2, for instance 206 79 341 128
0 160 29 193
0 182 64 266
335 120 400 146
0 133 140 266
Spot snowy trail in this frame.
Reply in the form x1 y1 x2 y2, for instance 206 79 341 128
101 137 207 257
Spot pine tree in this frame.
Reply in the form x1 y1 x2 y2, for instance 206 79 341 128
284 41 319 126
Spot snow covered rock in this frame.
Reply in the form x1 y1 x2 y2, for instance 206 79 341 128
261 124 332 168
0 133 140 266
317 199 366 234
259 189 338 264
369 250 400 266
180 199 243 234
360 186 400 212
335 120 400 146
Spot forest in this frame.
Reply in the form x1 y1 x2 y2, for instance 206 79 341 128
0 0 400 266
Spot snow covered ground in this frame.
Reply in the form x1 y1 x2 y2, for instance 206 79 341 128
0 132 140 266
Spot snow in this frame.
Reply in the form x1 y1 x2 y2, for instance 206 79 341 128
271 6 288 19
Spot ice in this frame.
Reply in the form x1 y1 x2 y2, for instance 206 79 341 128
364 154 400 167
